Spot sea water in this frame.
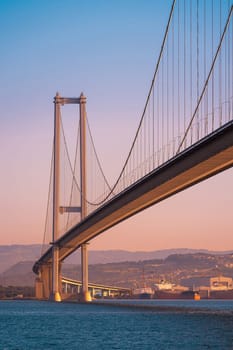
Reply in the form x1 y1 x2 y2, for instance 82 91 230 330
0 299 233 349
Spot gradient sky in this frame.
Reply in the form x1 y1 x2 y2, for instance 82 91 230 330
1 0 232 251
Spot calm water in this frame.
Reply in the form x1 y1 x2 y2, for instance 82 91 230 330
0 299 233 349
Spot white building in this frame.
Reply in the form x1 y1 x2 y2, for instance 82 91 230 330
210 276 233 291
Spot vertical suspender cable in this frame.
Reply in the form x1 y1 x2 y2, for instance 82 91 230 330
219 0 222 126
224 2 227 123
228 0 231 121
152 84 155 167
183 0 186 142
172 15 175 154
144 102 146 174
177 5 233 154
204 0 207 135
178 0 180 143
167 34 169 158
231 4 233 121
224 1 227 124
212 0 214 131
231 6 233 121
190 1 193 145
162 52 164 161
157 71 160 165
149 99 151 171
196 0 199 140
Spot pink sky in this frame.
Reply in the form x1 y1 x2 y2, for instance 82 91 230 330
1 0 232 251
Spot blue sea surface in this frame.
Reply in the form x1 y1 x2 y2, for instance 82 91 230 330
0 300 233 349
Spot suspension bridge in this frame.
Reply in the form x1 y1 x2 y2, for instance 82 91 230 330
33 0 233 302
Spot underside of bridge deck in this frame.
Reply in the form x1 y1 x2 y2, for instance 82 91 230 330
33 121 233 275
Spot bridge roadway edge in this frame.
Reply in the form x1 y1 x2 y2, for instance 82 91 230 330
33 121 233 275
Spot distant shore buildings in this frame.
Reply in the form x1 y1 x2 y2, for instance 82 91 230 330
210 276 233 291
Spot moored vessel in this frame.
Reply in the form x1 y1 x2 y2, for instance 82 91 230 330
132 287 154 299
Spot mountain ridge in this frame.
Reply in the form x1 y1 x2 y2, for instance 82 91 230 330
0 244 233 274
1 251 233 288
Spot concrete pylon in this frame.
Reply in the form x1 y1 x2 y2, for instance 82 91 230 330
79 93 91 302
50 92 62 302
35 264 53 300
81 243 91 302
47 92 91 302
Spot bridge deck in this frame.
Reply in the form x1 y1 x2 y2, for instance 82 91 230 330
62 277 131 292
33 121 233 274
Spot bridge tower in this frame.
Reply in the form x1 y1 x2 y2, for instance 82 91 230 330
79 93 92 302
50 92 91 302
50 92 62 302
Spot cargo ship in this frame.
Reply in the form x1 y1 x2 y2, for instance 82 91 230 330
132 287 154 299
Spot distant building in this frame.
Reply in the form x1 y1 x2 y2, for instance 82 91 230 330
210 276 233 291
154 280 175 291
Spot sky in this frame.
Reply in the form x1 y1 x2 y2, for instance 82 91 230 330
1 0 232 251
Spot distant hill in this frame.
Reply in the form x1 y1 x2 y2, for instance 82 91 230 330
60 252 233 289
0 261 35 287
72 248 233 264
0 251 233 288
0 245 42 274
1 244 233 274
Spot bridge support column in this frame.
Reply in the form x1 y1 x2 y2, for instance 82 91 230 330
50 92 62 302
79 93 91 302
35 264 52 300
81 243 91 302
50 245 61 302
63 281 68 294
35 277 43 299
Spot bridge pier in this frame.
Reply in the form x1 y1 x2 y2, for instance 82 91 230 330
50 245 62 302
35 263 53 300
34 259 63 301
81 243 92 302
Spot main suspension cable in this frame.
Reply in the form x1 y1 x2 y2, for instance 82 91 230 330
41 144 54 255
84 0 177 207
86 117 113 193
